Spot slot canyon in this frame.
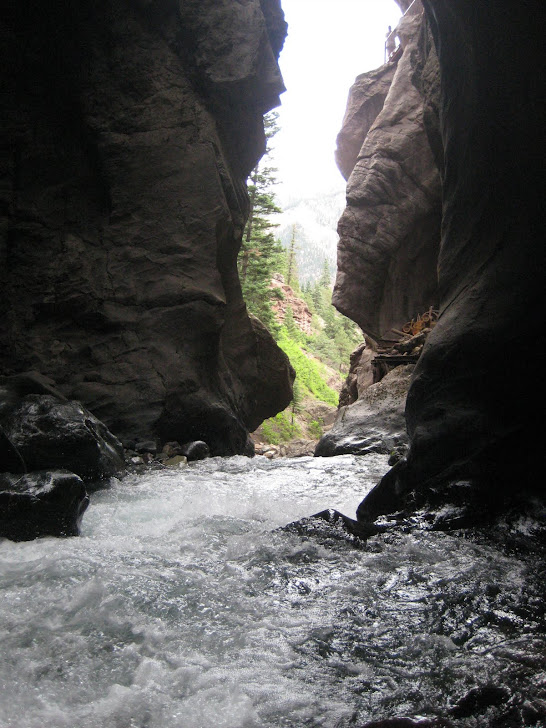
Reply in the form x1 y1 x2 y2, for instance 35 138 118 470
0 1 544 726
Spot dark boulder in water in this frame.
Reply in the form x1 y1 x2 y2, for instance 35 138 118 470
1 393 125 483
0 471 89 541
180 440 210 462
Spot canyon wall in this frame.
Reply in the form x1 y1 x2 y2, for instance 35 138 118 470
0 0 294 455
347 0 544 519
319 1 441 463
334 1 442 342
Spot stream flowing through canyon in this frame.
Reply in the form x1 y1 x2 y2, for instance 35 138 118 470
1 454 545 727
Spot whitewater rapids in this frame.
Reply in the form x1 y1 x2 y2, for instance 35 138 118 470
0 454 544 727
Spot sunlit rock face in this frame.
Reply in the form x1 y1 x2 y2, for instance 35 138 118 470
357 0 544 518
0 0 293 454
334 1 442 340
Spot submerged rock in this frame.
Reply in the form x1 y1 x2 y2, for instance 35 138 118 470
358 718 451 727
0 471 89 541
449 684 509 719
282 508 381 548
163 456 188 468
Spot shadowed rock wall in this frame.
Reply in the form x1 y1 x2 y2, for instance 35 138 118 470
357 0 545 519
0 0 293 454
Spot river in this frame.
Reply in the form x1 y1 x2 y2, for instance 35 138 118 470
0 454 544 727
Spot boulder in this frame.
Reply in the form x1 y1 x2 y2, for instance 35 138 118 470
0 471 89 541
280 439 316 458
449 685 509 719
163 456 188 468
161 441 184 458
180 440 210 462
315 366 413 457
1 393 125 483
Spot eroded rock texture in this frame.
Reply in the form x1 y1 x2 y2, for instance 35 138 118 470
357 0 544 519
334 1 441 340
0 0 293 455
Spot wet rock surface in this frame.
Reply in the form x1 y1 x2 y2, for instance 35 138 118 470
0 0 292 455
358 719 450 728
1 393 125 483
282 508 382 548
0 373 124 539
0 471 89 541
388 0 545 507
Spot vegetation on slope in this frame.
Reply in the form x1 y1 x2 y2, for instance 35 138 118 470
238 113 362 445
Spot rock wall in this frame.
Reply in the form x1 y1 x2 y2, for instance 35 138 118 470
0 0 293 455
356 0 544 519
333 1 441 341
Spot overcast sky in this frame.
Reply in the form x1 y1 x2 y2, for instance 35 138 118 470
271 0 402 204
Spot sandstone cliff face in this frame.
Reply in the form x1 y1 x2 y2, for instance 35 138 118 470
356 0 544 519
0 0 293 454
334 1 441 341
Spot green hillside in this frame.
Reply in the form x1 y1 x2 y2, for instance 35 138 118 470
238 113 361 446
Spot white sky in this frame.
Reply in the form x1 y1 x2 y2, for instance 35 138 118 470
271 0 402 204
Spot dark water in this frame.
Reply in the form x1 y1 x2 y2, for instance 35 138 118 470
0 454 544 727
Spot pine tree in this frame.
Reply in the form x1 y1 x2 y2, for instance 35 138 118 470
283 304 299 339
290 378 304 425
238 112 284 333
318 259 332 289
286 225 298 288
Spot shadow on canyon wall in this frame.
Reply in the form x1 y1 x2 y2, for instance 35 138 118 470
0 0 294 458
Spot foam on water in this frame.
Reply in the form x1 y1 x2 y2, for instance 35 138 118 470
0 454 544 727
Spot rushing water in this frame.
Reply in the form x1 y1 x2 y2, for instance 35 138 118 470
0 454 545 728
